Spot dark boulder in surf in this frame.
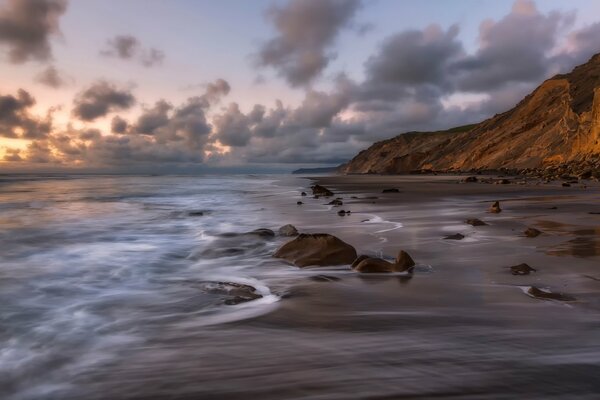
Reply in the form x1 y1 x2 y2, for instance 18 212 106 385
444 233 465 240
247 228 275 238
274 233 357 267
278 224 299 237
509 263 537 275
466 218 487 226
352 250 416 273
526 286 575 301
312 184 334 197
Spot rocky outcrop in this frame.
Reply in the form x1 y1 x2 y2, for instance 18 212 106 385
341 54 600 174
351 250 416 273
273 233 357 267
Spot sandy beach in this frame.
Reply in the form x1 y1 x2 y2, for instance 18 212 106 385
2 173 600 400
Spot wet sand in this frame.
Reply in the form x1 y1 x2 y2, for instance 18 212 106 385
67 174 600 399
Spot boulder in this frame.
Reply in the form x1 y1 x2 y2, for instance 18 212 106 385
526 286 575 302
200 281 263 305
444 233 465 240
278 224 299 237
312 184 334 197
352 250 416 273
510 263 537 275
524 227 542 237
247 228 275 238
466 218 487 226
273 233 357 267
489 201 502 213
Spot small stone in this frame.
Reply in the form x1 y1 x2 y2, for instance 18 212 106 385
466 218 487 226
297 201 303 205
444 233 465 240
328 199 343 206
489 201 502 213
510 263 537 275
527 286 575 302
301 192 307 196
462 176 478 183
395 250 416 271
382 188 400 193
524 227 542 237
562 182 571 187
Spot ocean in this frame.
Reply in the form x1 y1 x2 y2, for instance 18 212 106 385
1 174 599 399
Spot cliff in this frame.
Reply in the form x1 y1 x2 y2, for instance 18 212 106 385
342 53 600 174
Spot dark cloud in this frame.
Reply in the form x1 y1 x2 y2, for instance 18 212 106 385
35 65 68 88
133 100 172 135
365 25 463 88
101 34 165 67
111 116 128 134
0 0 67 63
255 0 362 86
72 81 136 121
0 88 52 139
453 0 575 92
213 103 253 147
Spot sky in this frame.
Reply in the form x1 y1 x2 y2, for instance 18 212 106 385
1 0 600 172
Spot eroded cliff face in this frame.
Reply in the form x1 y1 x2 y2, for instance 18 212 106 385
342 54 600 174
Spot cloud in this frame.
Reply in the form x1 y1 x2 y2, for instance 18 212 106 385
453 0 575 92
72 81 136 121
34 65 68 88
110 116 128 134
133 100 172 135
255 0 362 86
0 88 52 139
364 25 463 89
0 0 67 63
101 34 165 67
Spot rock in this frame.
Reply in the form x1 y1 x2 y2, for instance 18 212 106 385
297 201 303 205
524 227 542 237
395 250 416 271
247 228 275 238
509 263 537 275
352 250 416 273
495 179 511 184
273 233 358 267
462 176 478 183
278 224 299 237
337 210 347 216
466 218 487 226
312 184 334 197
301 191 307 196
526 286 575 302
201 281 263 305
489 201 502 213
187 211 204 217
444 233 465 240
328 199 343 206
350 255 370 269
382 188 400 193
562 182 571 187
309 275 341 282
